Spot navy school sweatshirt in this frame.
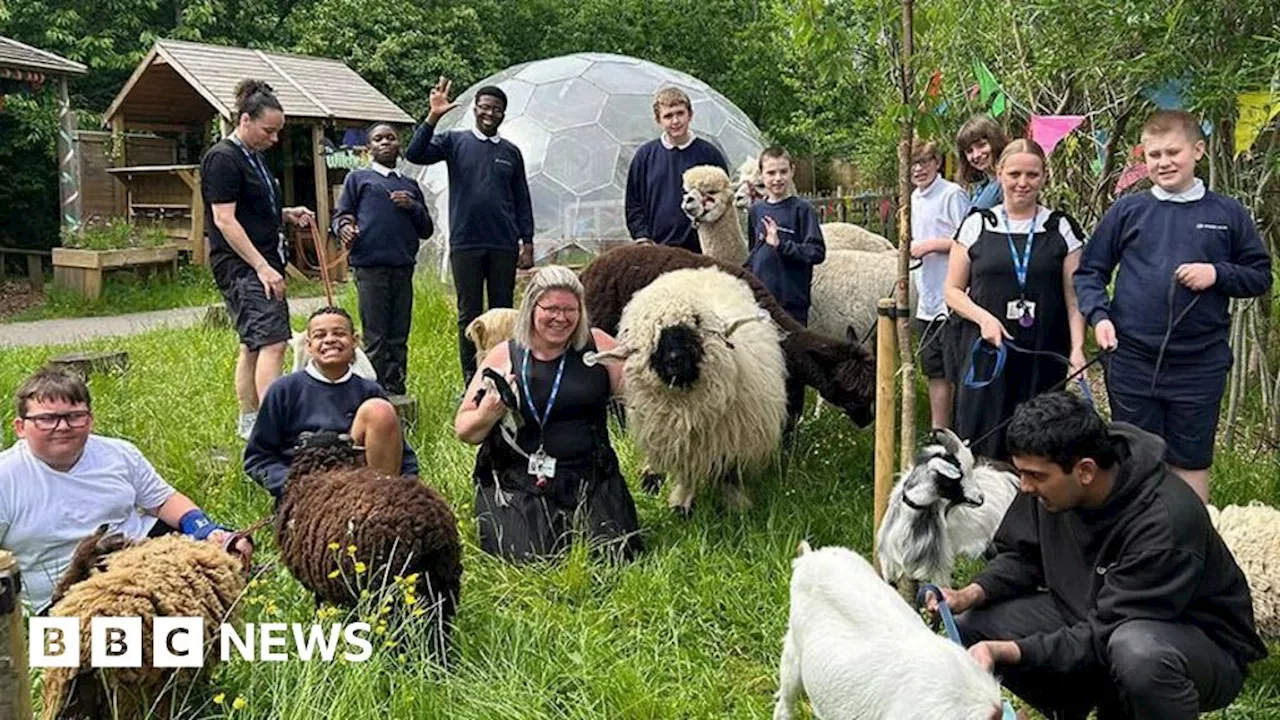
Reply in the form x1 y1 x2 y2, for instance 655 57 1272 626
1073 188 1272 361
745 196 826 324
624 137 728 252
243 370 419 499
332 166 432 267
404 125 534 252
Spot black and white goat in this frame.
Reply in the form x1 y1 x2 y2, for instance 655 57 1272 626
877 428 1019 596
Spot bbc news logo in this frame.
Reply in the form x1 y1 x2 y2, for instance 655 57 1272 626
30 618 373 668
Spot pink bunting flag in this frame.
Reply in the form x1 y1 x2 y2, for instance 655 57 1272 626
1028 115 1085 157
1113 162 1148 196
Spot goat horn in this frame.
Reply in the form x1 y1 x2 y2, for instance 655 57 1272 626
583 345 634 367
723 308 769 337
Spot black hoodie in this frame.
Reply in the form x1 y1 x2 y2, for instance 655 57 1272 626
973 423 1267 674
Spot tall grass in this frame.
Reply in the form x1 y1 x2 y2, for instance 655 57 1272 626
1 276 1277 719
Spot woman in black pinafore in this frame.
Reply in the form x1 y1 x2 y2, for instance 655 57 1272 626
454 266 641 563
944 139 1087 460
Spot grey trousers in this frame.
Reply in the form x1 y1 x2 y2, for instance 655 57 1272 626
956 593 1245 720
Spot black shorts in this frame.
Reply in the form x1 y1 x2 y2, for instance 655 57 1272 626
217 272 291 351
913 317 951 380
1105 351 1228 471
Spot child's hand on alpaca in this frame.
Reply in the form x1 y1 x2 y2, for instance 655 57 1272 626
1175 263 1216 291
763 216 780 247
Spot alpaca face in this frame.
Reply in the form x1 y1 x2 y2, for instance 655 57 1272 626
681 183 731 225
649 323 704 389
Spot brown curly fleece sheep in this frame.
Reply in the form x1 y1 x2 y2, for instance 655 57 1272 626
41 529 247 720
274 432 462 628
581 243 875 426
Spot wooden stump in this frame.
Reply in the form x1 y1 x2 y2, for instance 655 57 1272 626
202 303 231 329
387 394 418 427
0 551 34 720
48 350 129 377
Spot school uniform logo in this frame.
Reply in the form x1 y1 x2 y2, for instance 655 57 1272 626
494 158 513 167
1195 222 1229 231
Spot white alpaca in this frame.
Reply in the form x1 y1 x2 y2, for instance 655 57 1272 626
774 541 1005 720
682 165 748 266
878 428 1020 593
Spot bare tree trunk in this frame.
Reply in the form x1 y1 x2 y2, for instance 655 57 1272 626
1224 299 1247 447
896 0 916 466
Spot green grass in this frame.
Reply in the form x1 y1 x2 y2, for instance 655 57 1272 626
3 265 328 323
2 277 1277 719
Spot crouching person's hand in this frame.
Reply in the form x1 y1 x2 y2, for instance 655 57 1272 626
208 529 254 572
925 582 985 616
968 640 1021 672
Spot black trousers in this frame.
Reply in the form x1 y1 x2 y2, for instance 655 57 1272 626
354 265 415 395
956 593 1245 720
450 248 518 386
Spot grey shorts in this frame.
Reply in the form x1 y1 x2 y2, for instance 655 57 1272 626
218 273 291 351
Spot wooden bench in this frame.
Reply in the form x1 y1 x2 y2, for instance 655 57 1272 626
0 246 49 291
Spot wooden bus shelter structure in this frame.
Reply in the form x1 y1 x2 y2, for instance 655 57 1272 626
100 39 414 273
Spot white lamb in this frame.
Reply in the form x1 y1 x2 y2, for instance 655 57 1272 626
1206 501 1280 641
878 428 1020 598
585 266 787 514
774 541 1006 720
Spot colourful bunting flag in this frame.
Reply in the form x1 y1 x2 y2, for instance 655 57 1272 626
1234 91 1280 157
1028 115 1085 156
972 59 1007 117
926 70 943 99
1114 162 1148 196
1143 79 1188 110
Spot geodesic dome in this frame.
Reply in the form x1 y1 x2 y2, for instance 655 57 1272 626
402 53 766 273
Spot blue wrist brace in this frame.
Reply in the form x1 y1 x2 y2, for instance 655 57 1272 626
178 509 224 541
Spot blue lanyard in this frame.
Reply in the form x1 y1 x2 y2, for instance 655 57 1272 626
520 348 567 434
999 206 1037 293
231 137 277 207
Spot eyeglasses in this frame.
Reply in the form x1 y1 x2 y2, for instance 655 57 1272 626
536 304 580 318
22 410 91 431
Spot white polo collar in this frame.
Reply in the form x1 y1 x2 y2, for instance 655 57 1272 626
370 161 399 178
915 175 942 198
660 131 697 150
471 127 501 144
1151 177 1205 203
305 361 353 384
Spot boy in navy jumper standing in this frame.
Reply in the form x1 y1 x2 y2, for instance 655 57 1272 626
245 307 419 504
744 146 825 439
405 77 535 387
1074 110 1272 502
625 87 729 252
333 123 432 396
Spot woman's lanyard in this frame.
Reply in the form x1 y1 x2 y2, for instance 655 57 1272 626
520 348 567 486
1000 206 1039 328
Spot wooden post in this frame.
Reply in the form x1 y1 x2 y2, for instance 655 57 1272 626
872 298 899 568
0 551 34 720
311 124 331 258
282 131 296 207
111 115 128 216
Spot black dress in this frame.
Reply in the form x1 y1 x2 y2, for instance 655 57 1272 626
953 206 1081 460
472 338 642 562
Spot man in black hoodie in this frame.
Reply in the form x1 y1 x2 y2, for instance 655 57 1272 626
929 392 1266 720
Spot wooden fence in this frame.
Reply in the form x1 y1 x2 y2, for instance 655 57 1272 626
800 192 899 243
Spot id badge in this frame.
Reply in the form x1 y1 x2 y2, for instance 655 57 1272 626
527 450 557 480
1006 299 1036 323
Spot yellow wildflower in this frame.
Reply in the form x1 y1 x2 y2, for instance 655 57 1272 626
213 693 226 705
346 544 357 555
327 542 340 551
353 561 367 574
328 569 340 579
232 696 247 711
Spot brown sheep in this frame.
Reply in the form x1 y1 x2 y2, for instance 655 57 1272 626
41 528 248 720
581 243 874 427
274 431 462 647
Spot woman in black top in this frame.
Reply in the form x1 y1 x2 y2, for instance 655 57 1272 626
944 139 1087 460
455 266 641 563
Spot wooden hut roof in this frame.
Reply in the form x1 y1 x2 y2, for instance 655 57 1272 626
103 39 413 129
0 35 88 78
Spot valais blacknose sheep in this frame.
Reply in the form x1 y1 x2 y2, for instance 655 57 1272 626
774 541 1006 720
877 428 1019 597
585 266 787 513
681 165 748 266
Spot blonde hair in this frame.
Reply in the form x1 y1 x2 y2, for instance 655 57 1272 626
996 138 1047 172
514 265 592 352
1142 109 1205 143
652 87 692 120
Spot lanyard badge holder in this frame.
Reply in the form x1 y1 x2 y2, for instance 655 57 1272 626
521 349 566 488
1001 207 1037 329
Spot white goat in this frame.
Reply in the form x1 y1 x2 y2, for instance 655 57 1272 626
774 541 1006 720
878 428 1020 595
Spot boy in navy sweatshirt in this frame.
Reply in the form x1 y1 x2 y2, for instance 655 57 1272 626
405 77 535 387
332 123 431 396
744 146 826 438
625 87 728 252
1074 110 1272 502
245 307 419 503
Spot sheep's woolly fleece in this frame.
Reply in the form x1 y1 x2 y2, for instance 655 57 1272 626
615 266 787 491
682 165 748 266
41 534 246 720
275 439 463 624
1207 501 1280 641
809 248 917 344
465 307 519 369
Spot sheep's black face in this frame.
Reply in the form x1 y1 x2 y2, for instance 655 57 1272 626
650 323 703 389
